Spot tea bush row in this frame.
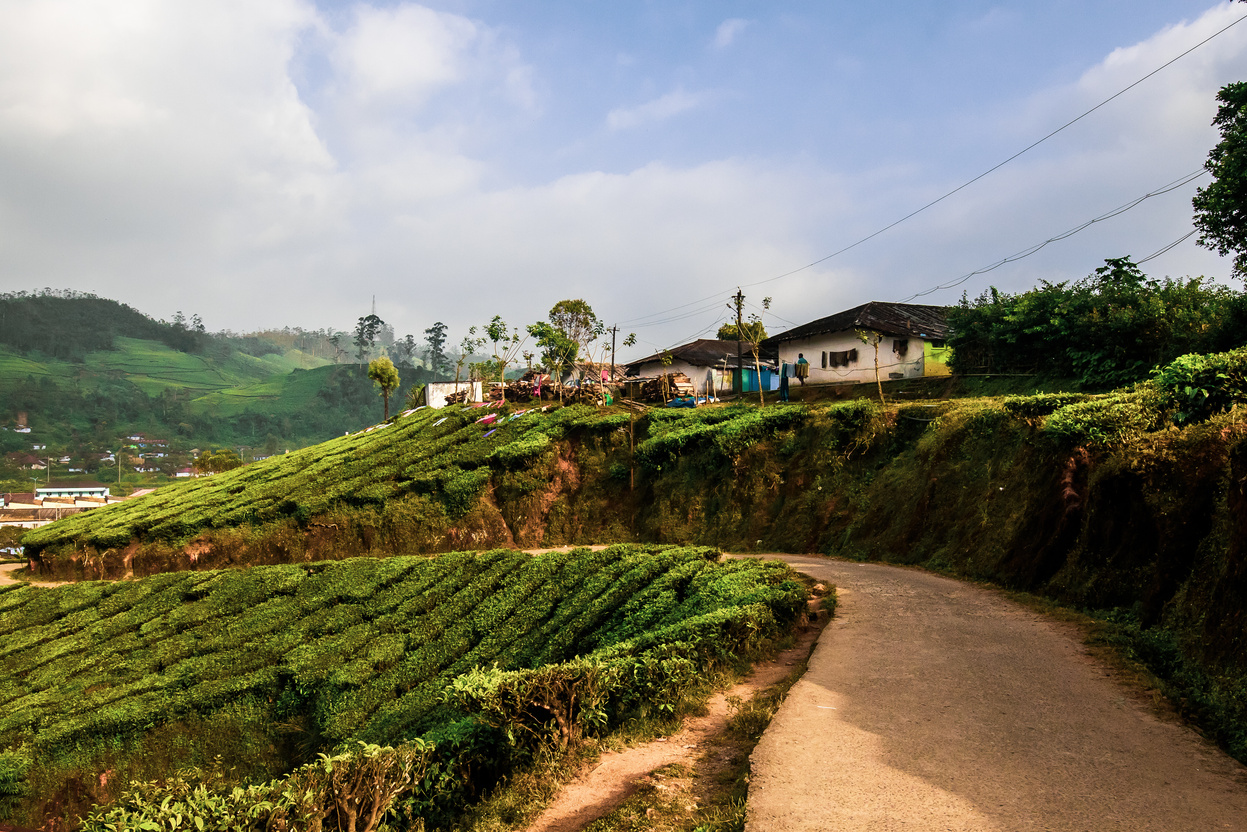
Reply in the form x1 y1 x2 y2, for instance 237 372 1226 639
2 545 804 813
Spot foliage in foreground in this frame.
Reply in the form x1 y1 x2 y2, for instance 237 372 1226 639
82 742 432 832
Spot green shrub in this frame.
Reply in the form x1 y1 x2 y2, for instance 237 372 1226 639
1001 392 1092 419
1042 387 1164 446
1153 347 1247 425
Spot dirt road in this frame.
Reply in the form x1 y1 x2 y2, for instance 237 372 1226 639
746 556 1247 831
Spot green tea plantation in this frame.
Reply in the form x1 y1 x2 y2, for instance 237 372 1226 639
0 545 806 829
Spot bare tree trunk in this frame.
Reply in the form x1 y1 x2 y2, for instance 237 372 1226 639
753 348 765 406
873 338 885 405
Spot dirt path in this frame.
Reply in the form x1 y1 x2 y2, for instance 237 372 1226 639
746 556 1247 832
526 607 826 832
0 562 67 588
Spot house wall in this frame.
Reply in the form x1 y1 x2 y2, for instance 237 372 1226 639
776 330 929 385
630 360 732 396
924 339 952 376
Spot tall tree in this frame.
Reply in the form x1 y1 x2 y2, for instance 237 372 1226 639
1194 81 1247 279
393 334 417 368
424 321 450 377
368 357 400 421
528 299 604 385
353 314 385 363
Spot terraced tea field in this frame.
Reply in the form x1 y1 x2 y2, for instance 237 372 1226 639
0 545 806 827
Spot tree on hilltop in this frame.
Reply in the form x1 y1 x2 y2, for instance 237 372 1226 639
368 357 400 421
424 321 450 377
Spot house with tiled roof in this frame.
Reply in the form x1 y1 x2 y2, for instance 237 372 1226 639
762 302 952 385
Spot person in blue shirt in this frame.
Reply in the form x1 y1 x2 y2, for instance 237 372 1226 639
795 353 810 386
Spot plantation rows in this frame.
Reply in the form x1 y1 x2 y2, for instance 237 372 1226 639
22 401 828 559
24 403 612 554
0 545 805 760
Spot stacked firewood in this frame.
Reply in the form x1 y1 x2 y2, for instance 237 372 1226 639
635 372 696 402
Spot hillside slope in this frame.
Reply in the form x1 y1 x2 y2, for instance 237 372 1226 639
0 292 443 454
24 386 1247 765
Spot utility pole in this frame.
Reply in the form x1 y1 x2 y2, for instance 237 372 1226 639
730 289 745 394
609 325 618 383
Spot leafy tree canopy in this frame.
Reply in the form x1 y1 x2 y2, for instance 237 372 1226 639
1194 81 1247 279
716 322 767 341
368 356 401 420
193 448 243 474
947 257 1247 388
353 314 385 363
424 321 450 378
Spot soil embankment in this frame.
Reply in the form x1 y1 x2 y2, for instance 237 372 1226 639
747 556 1247 831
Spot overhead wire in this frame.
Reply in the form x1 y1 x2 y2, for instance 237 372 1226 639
892 167 1206 303
1138 229 1199 264
617 9 1246 341
739 9 1247 291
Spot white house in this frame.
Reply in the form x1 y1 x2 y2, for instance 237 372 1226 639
763 302 952 386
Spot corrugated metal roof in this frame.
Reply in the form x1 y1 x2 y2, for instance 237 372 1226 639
763 301 951 345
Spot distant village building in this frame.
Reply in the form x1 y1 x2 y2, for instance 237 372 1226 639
763 302 951 386
36 485 110 499
1 485 124 529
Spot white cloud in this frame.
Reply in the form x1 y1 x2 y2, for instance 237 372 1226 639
714 18 750 49
606 89 708 131
1 0 1243 355
330 5 478 105
840 1 1247 309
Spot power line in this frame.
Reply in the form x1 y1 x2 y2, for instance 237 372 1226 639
893 168 1206 303
740 10 1247 291
1138 229 1198 264
620 11 1245 352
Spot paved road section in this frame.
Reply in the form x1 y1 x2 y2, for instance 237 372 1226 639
746 556 1247 831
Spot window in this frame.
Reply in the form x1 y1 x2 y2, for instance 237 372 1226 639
930 339 946 348
828 348 858 368
892 339 909 356
821 351 827 369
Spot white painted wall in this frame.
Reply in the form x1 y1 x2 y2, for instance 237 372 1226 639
777 331 926 385
425 381 483 409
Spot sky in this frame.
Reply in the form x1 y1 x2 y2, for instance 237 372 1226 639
1 1 1246 360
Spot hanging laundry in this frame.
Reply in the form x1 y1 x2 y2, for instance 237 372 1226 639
484 429 497 438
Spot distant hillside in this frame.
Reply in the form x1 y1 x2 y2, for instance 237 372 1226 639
0 292 439 457
0 290 206 359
